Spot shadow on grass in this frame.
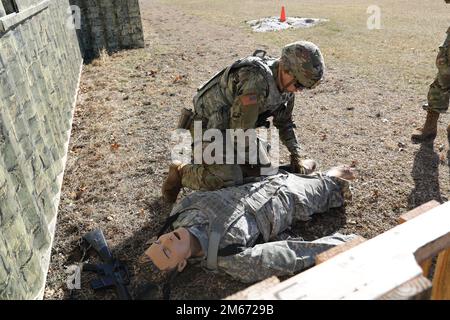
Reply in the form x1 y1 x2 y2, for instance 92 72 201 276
408 142 442 209
293 207 347 241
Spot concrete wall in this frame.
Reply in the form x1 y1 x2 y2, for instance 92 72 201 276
70 0 144 60
0 0 83 299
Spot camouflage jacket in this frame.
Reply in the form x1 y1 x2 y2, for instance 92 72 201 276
192 56 301 156
170 172 355 283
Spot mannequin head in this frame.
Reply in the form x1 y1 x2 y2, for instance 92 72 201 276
145 228 194 272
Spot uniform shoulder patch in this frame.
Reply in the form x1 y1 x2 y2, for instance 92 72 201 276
240 94 258 106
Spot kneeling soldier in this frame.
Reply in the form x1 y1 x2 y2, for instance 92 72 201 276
163 41 326 203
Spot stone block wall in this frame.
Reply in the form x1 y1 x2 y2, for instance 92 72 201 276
69 0 144 60
0 0 82 299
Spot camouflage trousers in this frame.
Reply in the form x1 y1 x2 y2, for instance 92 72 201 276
425 27 450 113
181 164 243 191
180 163 269 191
181 125 272 191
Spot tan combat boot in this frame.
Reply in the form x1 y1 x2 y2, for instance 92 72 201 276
161 161 184 203
411 110 440 143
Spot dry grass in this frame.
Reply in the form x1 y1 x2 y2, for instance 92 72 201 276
91 48 111 67
159 0 448 89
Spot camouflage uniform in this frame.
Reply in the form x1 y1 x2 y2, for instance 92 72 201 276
411 3 450 143
425 24 450 113
168 172 355 283
181 56 302 191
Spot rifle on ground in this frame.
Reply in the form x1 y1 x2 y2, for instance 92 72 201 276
82 229 132 300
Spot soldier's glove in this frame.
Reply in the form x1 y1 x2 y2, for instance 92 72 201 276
290 154 317 174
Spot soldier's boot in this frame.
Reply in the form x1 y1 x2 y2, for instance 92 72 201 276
161 161 185 203
411 110 440 143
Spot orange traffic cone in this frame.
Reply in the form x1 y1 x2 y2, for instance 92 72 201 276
280 6 286 22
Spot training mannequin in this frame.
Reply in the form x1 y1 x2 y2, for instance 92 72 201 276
147 166 357 283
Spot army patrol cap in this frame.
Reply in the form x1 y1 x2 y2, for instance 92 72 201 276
281 41 325 89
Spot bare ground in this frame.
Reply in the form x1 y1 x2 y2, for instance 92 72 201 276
44 0 450 300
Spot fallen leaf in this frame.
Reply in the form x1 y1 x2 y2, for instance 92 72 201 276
145 236 158 246
440 152 446 164
46 289 55 296
373 190 379 198
71 186 87 200
138 254 151 265
173 74 184 83
139 208 145 218
110 143 120 151
74 190 83 200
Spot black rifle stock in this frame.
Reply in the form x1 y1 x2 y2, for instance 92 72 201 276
82 229 132 300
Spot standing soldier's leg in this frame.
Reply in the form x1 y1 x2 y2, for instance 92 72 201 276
412 28 450 143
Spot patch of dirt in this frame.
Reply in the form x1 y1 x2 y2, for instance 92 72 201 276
44 0 450 300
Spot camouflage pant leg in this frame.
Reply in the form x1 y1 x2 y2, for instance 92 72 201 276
425 28 450 113
183 123 247 191
181 164 244 191
216 233 357 283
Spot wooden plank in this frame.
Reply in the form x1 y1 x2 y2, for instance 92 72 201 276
257 202 450 300
420 259 433 278
398 200 440 224
379 276 432 300
316 236 366 265
398 201 439 277
225 276 280 300
431 248 450 300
